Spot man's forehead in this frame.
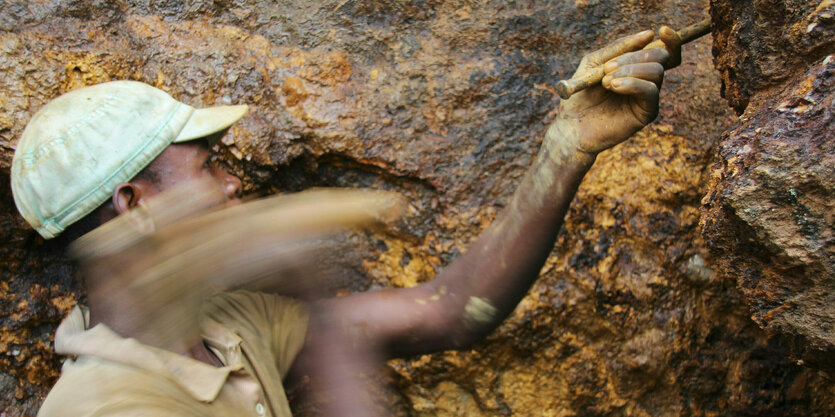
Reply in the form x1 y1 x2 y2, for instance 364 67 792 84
150 140 210 167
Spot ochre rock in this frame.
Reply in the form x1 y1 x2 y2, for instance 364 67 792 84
703 0 835 376
710 0 834 114
1 1 834 416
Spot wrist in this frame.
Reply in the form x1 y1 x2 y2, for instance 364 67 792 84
544 118 596 166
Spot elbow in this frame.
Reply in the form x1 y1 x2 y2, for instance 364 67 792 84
391 322 486 356
442 324 492 351
456 295 501 348
398 287 504 354
433 300 500 351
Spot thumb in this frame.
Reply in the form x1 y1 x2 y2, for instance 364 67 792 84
658 25 682 69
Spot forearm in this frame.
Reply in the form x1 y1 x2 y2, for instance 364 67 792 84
311 27 672 360
390 120 595 353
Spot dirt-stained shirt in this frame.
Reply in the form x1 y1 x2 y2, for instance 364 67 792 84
37 291 309 417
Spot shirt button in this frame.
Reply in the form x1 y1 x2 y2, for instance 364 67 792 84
255 403 265 416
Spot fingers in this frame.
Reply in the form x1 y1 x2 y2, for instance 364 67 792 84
607 77 657 97
582 30 655 67
658 25 683 69
607 77 660 120
603 48 670 73
658 26 681 50
602 62 664 88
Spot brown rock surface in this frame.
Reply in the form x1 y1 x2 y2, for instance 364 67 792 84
1 1 833 416
710 0 835 114
704 0 835 376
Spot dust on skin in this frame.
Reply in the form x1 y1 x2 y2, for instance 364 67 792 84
484 119 582 271
463 296 497 327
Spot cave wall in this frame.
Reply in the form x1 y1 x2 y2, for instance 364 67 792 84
703 0 835 376
1 1 833 416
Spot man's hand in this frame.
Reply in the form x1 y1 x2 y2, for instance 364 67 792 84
549 26 682 158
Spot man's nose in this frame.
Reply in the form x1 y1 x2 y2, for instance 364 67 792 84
221 172 243 200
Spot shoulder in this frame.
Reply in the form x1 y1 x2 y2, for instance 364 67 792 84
200 291 310 375
201 290 308 333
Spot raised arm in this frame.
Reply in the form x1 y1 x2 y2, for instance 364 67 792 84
303 28 683 360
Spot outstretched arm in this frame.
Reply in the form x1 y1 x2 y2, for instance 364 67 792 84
302 28 682 359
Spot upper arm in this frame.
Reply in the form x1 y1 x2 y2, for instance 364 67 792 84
266 294 309 375
310 279 475 358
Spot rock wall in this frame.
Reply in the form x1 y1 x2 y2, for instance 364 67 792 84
1 1 833 416
703 0 835 376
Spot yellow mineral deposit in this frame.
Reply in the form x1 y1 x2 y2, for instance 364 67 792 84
3 1 834 415
363 235 439 288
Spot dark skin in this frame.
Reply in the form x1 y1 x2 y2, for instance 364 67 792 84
82 29 681 415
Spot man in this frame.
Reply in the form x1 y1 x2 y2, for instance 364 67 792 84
14 28 681 416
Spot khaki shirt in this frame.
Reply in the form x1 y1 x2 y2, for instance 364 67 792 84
38 291 309 417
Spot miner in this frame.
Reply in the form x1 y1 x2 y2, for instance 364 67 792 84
13 28 682 416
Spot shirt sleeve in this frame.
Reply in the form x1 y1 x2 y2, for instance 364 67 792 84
201 290 309 377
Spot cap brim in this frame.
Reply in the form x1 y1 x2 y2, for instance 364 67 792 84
173 104 249 143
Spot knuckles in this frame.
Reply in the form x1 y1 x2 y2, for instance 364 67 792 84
611 62 665 78
613 47 670 66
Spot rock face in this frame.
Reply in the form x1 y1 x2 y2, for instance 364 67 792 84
710 0 835 113
1 0 833 416
703 0 835 376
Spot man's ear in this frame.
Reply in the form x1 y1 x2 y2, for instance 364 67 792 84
112 182 144 215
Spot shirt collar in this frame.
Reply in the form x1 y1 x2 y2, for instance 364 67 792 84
54 305 243 402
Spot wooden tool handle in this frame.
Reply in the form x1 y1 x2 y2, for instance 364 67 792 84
555 18 711 100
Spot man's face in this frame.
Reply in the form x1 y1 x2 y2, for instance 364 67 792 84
140 138 243 203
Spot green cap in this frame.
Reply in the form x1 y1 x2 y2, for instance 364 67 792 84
11 81 248 239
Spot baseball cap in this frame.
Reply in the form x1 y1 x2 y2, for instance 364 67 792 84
10 80 248 239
